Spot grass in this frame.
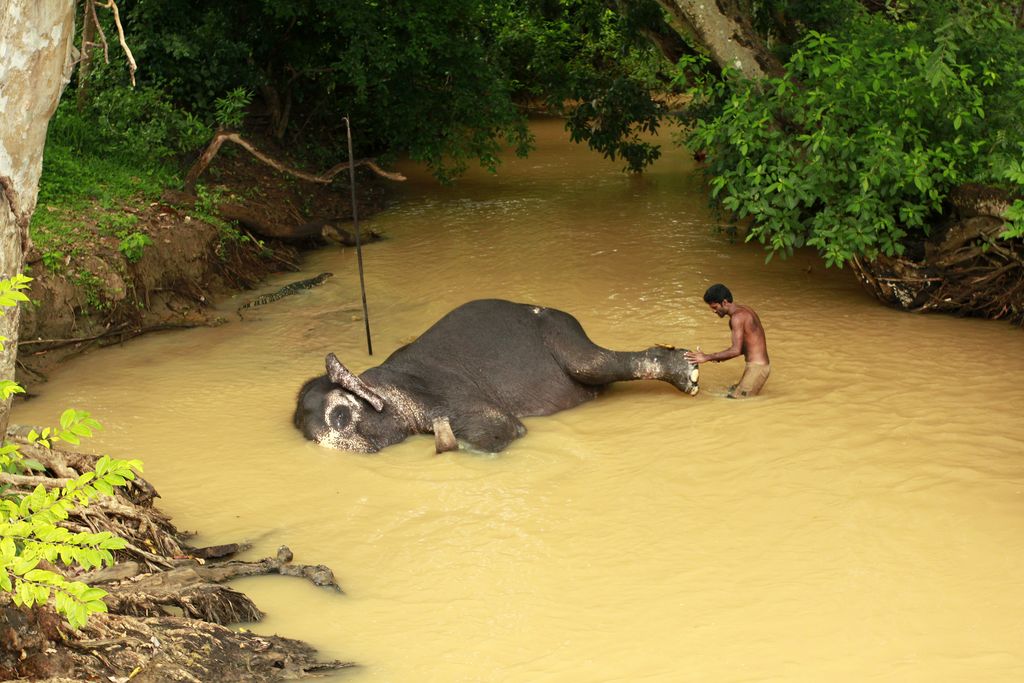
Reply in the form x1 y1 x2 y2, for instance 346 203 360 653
31 88 210 272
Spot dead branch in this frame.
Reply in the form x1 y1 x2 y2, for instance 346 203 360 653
88 0 109 64
97 1 136 86
0 471 71 489
18 318 217 352
183 130 406 193
60 614 356 680
192 546 342 590
7 438 80 478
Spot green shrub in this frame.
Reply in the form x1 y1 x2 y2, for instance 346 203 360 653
117 231 153 263
682 1 1024 266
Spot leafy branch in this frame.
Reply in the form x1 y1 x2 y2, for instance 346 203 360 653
0 273 144 629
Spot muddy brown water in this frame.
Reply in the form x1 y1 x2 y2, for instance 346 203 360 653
14 118 1024 682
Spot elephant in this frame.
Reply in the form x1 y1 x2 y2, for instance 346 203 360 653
294 299 699 453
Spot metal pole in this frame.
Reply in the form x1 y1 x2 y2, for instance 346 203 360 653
344 116 373 356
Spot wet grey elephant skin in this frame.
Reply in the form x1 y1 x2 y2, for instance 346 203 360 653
294 299 699 454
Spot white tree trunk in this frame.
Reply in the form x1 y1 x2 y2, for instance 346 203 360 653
0 0 77 433
656 0 781 79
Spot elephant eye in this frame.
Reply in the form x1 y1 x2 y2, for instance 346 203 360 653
328 405 352 429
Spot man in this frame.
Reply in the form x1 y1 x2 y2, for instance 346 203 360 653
684 284 770 398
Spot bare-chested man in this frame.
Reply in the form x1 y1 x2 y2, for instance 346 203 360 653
684 284 770 398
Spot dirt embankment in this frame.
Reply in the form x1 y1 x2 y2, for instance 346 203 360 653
17 144 387 388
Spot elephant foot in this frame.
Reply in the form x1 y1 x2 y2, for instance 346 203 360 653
657 347 700 396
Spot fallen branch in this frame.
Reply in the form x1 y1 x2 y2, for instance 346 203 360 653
183 130 405 193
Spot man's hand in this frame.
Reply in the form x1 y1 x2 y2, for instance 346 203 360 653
684 347 710 364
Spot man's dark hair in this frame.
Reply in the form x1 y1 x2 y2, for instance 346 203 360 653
703 283 733 304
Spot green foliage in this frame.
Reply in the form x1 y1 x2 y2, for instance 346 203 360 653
117 231 154 263
683 1 1024 266
52 68 211 168
0 275 32 325
214 87 253 130
0 453 143 629
32 89 202 269
0 275 32 402
125 0 534 181
0 275 143 629
71 270 109 313
492 0 677 171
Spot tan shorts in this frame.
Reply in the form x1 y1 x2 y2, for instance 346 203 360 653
728 362 770 398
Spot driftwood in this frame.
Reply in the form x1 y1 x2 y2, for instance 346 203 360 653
0 429 352 681
853 184 1024 324
183 130 406 194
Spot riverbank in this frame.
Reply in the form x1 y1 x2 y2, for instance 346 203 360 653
5 148 387 680
17 141 387 389
0 430 355 681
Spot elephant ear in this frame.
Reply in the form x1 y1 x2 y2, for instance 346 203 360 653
325 353 386 411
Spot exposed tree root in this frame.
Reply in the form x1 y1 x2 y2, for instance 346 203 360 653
852 184 1024 325
0 429 353 681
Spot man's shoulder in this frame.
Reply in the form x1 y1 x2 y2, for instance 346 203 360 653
732 305 755 320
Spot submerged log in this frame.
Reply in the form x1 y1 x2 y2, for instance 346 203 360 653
0 430 353 681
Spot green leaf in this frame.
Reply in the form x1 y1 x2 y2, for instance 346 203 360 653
80 587 108 602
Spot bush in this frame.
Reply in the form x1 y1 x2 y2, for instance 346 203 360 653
682 1 1024 266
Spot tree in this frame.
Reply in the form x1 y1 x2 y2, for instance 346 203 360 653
655 0 782 78
0 1 78 436
678 0 1024 320
1 1 153 631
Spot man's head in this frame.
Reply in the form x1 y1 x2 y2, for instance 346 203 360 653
702 283 733 318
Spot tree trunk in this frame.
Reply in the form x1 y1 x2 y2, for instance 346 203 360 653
77 0 97 111
655 0 783 78
0 1 77 434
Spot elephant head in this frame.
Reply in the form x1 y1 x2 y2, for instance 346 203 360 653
293 353 408 453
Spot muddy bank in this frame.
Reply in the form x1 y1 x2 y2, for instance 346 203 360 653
17 145 387 388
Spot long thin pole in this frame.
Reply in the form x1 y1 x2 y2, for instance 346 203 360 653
344 116 373 356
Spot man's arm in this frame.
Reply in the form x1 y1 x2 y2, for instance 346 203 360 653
684 314 746 364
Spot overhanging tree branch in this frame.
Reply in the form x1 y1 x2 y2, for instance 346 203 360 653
183 130 405 194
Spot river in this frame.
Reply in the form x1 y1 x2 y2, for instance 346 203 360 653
13 117 1024 682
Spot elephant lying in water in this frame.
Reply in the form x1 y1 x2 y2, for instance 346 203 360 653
294 299 699 453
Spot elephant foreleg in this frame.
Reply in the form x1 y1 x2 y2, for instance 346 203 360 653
446 409 528 453
538 310 699 394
